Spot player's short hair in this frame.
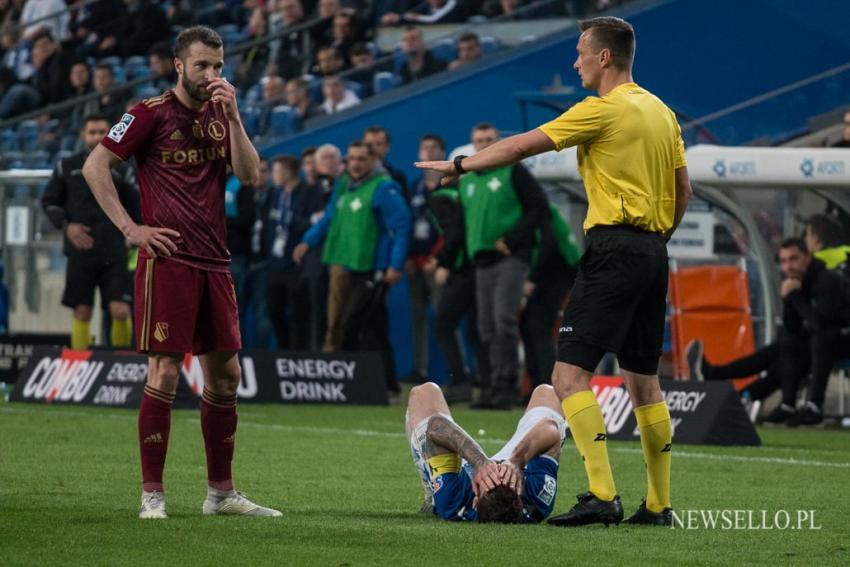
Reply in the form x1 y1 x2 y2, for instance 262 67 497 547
477 485 524 524
780 237 808 254
579 16 635 71
174 25 223 59
806 213 845 248
364 125 390 143
273 154 300 175
348 139 374 156
81 113 109 128
420 133 445 150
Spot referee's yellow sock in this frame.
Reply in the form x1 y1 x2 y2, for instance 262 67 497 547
71 319 91 350
562 390 617 501
634 401 672 513
110 316 133 348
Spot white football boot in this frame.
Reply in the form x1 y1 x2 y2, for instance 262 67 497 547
202 490 282 517
139 491 168 519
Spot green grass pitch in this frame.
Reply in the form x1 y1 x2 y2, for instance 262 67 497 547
1 395 849 566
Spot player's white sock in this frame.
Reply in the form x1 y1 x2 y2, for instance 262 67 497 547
206 486 236 503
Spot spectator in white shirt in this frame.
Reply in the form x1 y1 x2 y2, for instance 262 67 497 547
321 75 360 114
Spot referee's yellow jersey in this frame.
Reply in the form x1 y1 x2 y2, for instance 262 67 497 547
538 82 686 234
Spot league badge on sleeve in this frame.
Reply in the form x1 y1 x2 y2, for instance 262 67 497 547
107 113 135 143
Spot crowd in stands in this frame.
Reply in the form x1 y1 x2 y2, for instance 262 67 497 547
0 0 627 168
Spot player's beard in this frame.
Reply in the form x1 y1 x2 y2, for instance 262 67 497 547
182 71 212 103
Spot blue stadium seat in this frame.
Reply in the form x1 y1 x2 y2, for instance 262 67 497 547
60 133 79 153
26 150 51 169
241 106 261 138
17 120 40 152
431 38 457 62
135 84 160 100
372 71 400 95
304 74 322 104
269 106 301 137
245 83 263 105
124 56 151 80
346 80 365 99
480 36 500 54
216 24 242 45
3 151 24 169
0 128 19 152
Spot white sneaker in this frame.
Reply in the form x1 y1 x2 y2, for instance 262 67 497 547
139 491 167 519
202 491 282 517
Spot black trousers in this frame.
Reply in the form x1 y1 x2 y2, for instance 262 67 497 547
340 273 399 392
708 328 850 407
266 267 310 350
520 269 573 388
433 267 490 388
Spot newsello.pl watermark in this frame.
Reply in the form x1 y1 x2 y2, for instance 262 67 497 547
671 509 821 530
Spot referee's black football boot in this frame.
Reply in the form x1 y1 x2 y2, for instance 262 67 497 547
548 492 623 527
622 500 673 527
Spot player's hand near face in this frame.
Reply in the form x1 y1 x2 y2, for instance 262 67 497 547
208 78 239 122
124 223 180 258
66 222 94 250
471 460 503 499
501 460 524 495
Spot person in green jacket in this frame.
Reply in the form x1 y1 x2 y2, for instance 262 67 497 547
456 123 549 409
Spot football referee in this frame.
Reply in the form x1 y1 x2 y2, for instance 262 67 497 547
416 16 692 527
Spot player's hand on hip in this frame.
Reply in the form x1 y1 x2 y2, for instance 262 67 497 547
125 223 180 258
472 460 503 498
414 160 459 187
292 242 309 264
66 222 94 250
434 266 449 286
208 77 239 122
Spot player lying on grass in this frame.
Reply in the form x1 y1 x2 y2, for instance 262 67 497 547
406 382 566 523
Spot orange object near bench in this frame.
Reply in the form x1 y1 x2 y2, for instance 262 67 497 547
669 261 758 391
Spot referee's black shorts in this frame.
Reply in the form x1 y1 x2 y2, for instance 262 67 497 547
62 255 131 309
557 225 668 375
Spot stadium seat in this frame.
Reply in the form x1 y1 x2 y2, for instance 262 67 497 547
17 120 40 152
241 106 262 138
372 71 400 95
26 150 51 169
480 36 501 54
431 38 457 62
124 56 151 80
0 128 19 152
135 84 160 100
269 106 301 137
346 80 365 99
245 83 263 105
304 75 322 104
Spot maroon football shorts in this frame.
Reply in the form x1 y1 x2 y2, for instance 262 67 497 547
134 257 241 355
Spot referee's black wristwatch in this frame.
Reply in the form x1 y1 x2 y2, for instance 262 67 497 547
453 155 468 175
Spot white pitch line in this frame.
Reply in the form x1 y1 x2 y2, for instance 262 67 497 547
2 405 850 469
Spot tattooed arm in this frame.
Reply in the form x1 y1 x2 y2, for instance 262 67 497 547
425 415 503 496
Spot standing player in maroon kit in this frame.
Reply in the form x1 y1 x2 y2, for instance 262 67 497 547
83 26 281 519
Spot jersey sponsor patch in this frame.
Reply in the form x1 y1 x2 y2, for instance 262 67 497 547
107 113 135 143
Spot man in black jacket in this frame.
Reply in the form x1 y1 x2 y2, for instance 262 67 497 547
687 237 850 425
42 114 140 350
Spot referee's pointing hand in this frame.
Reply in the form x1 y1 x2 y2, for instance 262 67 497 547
414 160 459 187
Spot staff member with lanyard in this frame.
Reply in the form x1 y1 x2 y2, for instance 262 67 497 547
416 16 692 527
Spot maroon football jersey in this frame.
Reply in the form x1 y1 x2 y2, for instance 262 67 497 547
101 90 233 272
